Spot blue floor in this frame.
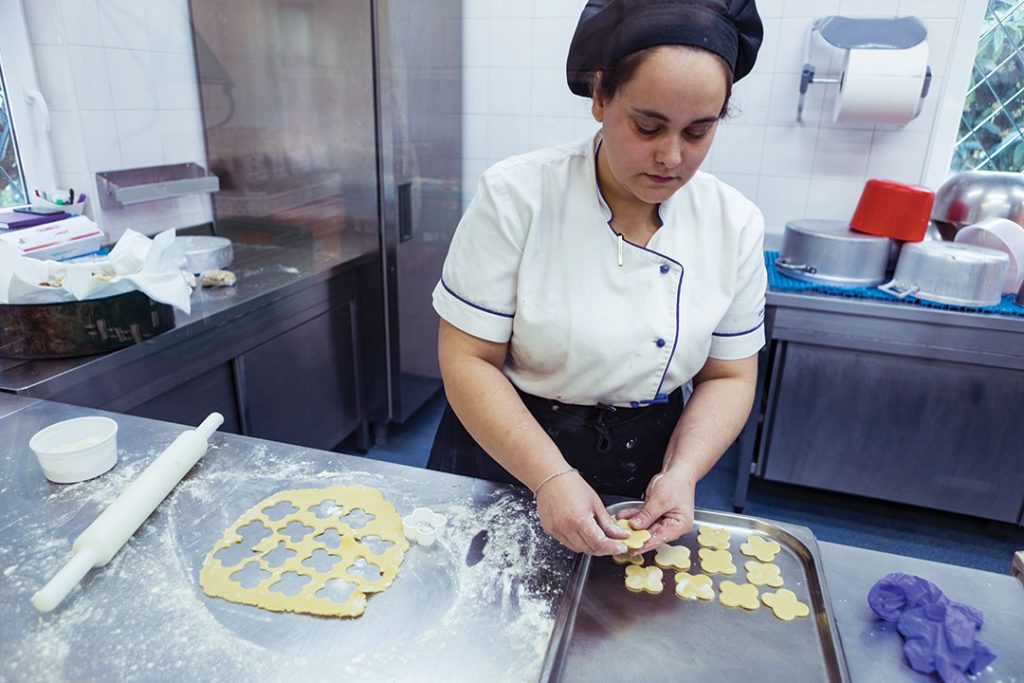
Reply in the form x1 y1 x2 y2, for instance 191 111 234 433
363 390 1023 576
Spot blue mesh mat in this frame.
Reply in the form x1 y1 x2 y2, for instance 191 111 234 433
765 251 1024 318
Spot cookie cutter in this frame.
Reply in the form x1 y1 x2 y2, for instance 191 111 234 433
402 507 447 546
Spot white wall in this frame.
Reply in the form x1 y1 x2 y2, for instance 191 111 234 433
461 0 985 235
22 0 211 241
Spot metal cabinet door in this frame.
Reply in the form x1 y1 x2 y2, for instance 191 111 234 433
761 342 1024 523
239 302 361 450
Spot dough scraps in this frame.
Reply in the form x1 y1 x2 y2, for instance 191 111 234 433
744 560 784 588
696 526 731 550
674 572 714 601
698 547 737 575
762 588 810 621
615 518 651 549
653 543 691 570
199 485 409 618
719 581 760 610
624 565 664 594
740 534 781 562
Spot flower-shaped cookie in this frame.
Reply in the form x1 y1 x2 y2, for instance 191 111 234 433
698 547 737 575
624 565 663 594
719 581 760 610
674 572 714 601
612 552 643 565
616 519 651 550
402 507 448 546
696 526 730 550
762 588 810 621
740 535 781 562
653 543 691 570
744 560 784 588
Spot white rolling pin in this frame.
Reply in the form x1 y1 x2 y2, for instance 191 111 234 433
31 412 224 612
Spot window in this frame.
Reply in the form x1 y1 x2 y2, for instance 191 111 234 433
953 0 1024 172
0 64 28 209
0 0 57 210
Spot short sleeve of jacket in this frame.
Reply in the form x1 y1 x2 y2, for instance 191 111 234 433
709 203 767 360
432 169 527 343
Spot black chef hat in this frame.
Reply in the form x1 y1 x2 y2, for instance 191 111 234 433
566 0 763 97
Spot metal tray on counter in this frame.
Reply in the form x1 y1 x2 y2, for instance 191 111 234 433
540 504 850 682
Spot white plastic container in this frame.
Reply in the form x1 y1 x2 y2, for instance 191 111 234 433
29 417 119 483
954 217 1024 293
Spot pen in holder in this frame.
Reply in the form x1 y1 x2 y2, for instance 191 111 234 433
32 188 88 215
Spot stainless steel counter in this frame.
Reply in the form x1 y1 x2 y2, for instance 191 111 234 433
0 232 378 397
1 396 1021 682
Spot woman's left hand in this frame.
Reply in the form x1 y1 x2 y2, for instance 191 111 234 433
616 469 697 554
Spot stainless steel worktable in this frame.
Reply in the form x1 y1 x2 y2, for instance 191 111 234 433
0 230 378 397
2 395 1022 682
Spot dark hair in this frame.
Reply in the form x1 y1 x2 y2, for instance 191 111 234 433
590 46 734 119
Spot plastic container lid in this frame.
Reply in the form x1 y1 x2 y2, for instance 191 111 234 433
29 416 119 484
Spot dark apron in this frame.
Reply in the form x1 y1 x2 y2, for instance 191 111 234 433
427 388 685 499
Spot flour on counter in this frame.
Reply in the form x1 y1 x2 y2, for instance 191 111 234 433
1 439 572 683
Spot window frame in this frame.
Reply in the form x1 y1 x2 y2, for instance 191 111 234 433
0 0 57 208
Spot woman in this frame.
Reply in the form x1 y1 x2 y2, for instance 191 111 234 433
429 0 766 558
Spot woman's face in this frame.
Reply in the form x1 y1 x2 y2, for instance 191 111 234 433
592 47 729 208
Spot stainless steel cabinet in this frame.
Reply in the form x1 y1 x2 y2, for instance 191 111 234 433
239 300 361 449
759 342 1024 523
128 362 242 434
736 291 1024 526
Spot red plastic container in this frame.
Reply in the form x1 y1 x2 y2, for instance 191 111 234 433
850 179 935 242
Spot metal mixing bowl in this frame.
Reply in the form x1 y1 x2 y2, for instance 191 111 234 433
931 171 1024 239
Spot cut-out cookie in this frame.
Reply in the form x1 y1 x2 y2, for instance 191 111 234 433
615 519 651 550
624 564 663 594
612 552 643 565
719 581 760 610
696 526 730 550
698 547 737 575
674 572 714 601
740 535 781 562
200 485 409 618
762 588 810 621
653 544 691 570
744 560 784 588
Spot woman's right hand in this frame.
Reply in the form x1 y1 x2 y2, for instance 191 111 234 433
535 471 631 556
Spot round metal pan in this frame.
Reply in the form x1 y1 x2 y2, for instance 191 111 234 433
879 241 1009 308
0 290 175 359
776 220 893 288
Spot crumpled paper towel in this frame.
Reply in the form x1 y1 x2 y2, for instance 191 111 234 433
868 572 997 682
0 229 192 313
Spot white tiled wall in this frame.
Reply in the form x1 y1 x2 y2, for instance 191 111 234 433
16 0 985 239
461 0 983 235
22 0 211 241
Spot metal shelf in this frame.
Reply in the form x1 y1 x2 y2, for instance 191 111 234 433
96 163 220 209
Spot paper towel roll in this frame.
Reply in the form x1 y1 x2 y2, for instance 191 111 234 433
833 41 929 125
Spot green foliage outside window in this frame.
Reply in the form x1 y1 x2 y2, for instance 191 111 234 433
953 0 1024 172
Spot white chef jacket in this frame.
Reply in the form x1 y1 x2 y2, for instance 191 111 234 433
432 133 766 408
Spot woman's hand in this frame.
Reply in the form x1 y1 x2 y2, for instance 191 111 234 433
535 471 630 556
616 469 697 554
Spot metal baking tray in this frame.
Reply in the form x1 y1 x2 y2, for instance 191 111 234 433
540 504 850 682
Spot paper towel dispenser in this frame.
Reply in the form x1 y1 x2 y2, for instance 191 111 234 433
797 16 932 125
